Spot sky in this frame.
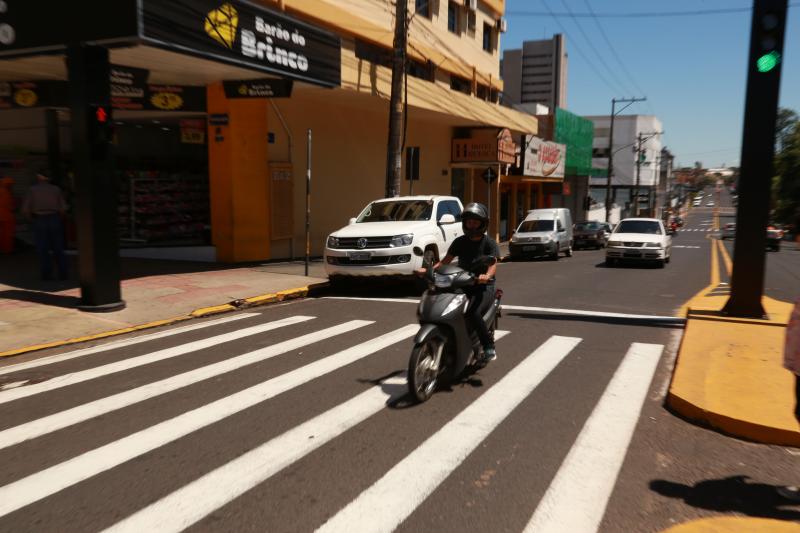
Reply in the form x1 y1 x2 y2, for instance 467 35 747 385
501 0 800 168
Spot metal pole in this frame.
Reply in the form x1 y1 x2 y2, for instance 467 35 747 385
634 133 642 217
605 99 616 223
305 128 311 277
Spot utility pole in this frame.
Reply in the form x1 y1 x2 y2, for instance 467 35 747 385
385 0 408 198
605 97 646 223
723 0 788 318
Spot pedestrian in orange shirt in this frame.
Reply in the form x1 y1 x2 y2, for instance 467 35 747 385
0 176 15 254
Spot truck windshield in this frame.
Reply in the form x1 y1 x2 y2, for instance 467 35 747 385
518 220 554 232
356 200 433 222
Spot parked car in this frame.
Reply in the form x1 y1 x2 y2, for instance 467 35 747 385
605 218 672 268
509 208 573 260
324 195 463 280
767 227 783 251
721 222 736 240
572 221 607 249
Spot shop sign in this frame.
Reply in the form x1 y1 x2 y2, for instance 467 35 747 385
0 80 68 109
141 0 341 88
223 78 293 98
452 128 516 164
180 119 206 144
209 113 229 126
522 135 566 179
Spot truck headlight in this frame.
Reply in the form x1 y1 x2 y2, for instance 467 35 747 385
390 234 414 247
645 242 662 248
327 236 339 248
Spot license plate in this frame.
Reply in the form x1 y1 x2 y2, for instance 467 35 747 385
623 252 641 258
348 252 372 261
522 245 537 252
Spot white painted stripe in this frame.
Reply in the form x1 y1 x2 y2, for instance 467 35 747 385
0 320 373 450
0 316 316 405
0 321 9 327
523 343 664 533
0 380 28 391
105 330 510 533
0 313 258 377
324 296 419 304
317 335 582 533
0 324 418 517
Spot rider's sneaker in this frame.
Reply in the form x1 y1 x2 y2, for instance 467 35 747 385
483 346 497 362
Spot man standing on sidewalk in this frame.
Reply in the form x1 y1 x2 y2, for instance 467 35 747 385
0 176 15 254
778 298 800 501
21 172 68 280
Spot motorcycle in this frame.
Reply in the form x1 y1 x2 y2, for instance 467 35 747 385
408 252 502 403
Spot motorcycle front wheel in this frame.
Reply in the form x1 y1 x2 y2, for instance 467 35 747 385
408 336 445 403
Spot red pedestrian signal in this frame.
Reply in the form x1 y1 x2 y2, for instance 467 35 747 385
95 107 108 123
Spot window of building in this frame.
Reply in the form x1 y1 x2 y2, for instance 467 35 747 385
467 10 477 34
450 75 472 95
448 1 460 34
407 59 434 82
592 148 610 158
415 0 431 19
354 39 392 68
483 23 493 52
595 127 611 138
476 84 489 100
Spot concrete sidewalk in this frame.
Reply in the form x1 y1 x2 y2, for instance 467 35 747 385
667 237 800 447
0 252 327 356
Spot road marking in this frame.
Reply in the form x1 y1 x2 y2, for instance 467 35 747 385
105 329 511 533
325 298 686 324
317 336 582 533
0 324 419 518
671 245 701 249
0 316 316 405
0 320 374 450
524 343 664 533
0 380 28 391
0 313 258 377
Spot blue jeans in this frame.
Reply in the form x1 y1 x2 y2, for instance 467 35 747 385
33 214 68 280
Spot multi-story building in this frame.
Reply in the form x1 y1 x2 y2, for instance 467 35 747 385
0 0 539 275
586 114 663 218
500 34 567 111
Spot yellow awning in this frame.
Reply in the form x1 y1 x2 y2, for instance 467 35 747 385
338 50 536 134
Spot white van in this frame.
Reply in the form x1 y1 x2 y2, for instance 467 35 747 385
509 208 573 260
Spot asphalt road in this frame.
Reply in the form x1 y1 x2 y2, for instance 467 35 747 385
0 188 797 532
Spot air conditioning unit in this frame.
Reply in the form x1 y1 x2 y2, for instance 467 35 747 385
466 0 477 11
496 17 507 32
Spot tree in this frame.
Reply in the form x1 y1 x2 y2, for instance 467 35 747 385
776 107 799 152
772 113 800 229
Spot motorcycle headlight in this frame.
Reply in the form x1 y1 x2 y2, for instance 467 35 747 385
390 233 414 247
433 272 455 288
645 242 663 248
443 294 467 315
327 235 339 248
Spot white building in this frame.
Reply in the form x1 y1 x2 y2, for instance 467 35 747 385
586 115 663 216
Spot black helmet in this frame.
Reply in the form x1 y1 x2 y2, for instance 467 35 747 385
461 202 489 238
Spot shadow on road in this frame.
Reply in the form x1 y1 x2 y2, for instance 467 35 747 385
594 261 663 269
650 476 800 521
506 311 684 329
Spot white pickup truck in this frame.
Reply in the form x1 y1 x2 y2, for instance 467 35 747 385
324 195 464 279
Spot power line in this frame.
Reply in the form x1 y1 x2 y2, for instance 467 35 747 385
537 0 621 96
558 0 629 95
506 4 799 18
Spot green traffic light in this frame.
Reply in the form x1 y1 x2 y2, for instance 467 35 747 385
756 51 781 72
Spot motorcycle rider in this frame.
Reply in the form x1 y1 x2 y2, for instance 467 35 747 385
416 202 500 361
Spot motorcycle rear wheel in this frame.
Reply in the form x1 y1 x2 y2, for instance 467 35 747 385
408 336 445 403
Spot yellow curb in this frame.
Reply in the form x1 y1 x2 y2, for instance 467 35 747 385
0 315 192 359
0 283 324 360
662 516 800 533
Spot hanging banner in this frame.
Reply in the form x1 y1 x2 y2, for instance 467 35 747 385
223 79 293 98
522 135 566 180
452 128 516 164
141 0 341 88
0 80 68 109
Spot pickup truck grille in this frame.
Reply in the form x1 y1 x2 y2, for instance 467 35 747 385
335 237 394 249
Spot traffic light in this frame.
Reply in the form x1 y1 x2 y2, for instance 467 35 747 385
754 6 786 73
88 104 113 161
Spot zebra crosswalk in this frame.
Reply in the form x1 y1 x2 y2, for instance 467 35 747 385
0 307 668 532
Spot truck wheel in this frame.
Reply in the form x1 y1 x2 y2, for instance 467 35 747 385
565 243 573 257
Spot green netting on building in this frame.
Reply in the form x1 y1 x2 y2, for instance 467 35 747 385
554 108 594 176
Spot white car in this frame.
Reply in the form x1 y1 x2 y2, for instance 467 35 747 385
324 195 463 279
605 218 672 267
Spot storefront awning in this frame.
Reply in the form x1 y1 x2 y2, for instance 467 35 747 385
337 49 536 134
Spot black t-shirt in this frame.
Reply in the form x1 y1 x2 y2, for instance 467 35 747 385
447 235 500 273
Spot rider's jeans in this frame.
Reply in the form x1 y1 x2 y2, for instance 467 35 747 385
465 282 495 348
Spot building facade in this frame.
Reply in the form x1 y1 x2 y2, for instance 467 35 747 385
501 34 567 111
